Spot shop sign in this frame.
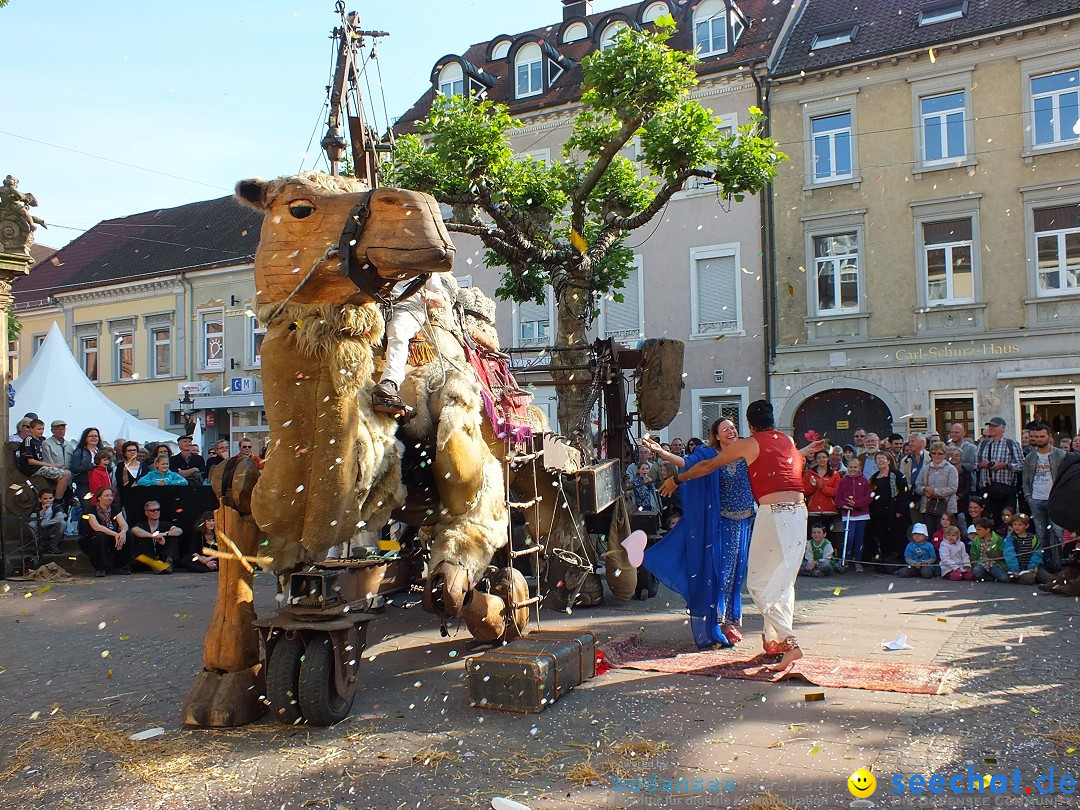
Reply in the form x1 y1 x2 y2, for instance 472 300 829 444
894 343 1020 363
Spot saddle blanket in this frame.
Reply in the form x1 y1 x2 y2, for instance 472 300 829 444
465 345 533 444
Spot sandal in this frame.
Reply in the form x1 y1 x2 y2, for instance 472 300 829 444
721 624 743 643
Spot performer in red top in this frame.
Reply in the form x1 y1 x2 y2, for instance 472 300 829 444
660 400 822 671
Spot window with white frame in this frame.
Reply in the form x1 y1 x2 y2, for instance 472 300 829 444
515 287 553 346
515 43 543 98
491 39 511 60
813 233 860 314
8 340 18 381
691 244 741 336
79 336 98 382
151 326 171 378
31 334 45 357
438 63 464 97
562 22 588 43
688 113 736 190
248 315 266 367
1034 204 1080 294
693 0 728 56
811 111 853 183
920 91 966 165
600 21 629 51
113 329 134 381
599 256 644 341
1032 69 1080 149
923 218 975 304
198 309 225 371
642 2 669 24
698 395 743 437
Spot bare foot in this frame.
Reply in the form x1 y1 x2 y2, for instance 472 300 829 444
721 624 742 643
767 645 803 672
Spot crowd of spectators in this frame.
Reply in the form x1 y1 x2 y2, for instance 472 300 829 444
10 413 265 577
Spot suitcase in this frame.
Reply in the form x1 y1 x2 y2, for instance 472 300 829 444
467 635 593 713
525 630 597 679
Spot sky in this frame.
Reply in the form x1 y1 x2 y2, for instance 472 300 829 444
4 0 630 250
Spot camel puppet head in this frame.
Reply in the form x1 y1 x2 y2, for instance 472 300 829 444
236 173 455 307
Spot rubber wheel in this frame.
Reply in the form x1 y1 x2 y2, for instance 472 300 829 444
298 635 355 726
266 636 305 724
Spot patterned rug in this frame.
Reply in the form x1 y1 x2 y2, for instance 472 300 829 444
600 633 955 695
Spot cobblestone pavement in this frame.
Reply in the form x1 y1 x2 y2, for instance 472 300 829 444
0 566 1077 810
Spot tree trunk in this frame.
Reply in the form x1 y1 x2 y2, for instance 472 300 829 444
552 267 594 451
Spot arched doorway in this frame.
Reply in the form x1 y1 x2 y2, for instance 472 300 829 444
793 388 893 448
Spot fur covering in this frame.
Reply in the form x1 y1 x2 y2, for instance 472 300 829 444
252 302 405 570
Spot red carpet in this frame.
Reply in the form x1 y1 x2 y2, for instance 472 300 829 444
601 634 954 695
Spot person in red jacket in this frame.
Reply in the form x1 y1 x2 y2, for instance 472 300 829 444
834 457 873 571
803 450 839 538
87 451 114 507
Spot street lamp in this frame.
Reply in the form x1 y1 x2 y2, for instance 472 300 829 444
179 390 196 432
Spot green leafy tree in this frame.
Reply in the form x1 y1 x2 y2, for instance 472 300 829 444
7 304 20 344
390 17 785 436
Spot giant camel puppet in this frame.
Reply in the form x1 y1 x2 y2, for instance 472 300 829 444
183 173 588 727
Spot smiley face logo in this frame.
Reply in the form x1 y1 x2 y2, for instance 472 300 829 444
848 768 877 798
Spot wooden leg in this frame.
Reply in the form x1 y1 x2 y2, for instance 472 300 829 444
181 504 266 727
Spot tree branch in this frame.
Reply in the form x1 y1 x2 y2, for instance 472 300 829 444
570 116 643 237
602 168 695 232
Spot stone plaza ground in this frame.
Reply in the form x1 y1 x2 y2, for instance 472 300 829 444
0 564 1078 810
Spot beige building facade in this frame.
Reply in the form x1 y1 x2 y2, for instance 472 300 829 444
768 0 1080 444
12 195 264 450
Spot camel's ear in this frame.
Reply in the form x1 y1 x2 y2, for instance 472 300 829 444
235 178 269 210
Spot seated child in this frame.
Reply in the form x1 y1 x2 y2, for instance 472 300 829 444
800 523 836 577
970 518 1008 582
137 454 189 486
896 523 939 578
931 513 956 554
1003 513 1055 585
939 525 973 580
996 506 1015 540
28 490 66 554
665 510 682 532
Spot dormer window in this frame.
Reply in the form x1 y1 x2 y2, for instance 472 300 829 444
641 1 669 24
601 21 629 51
562 21 589 43
438 63 464 97
918 0 967 26
693 0 745 58
492 39 512 60
516 43 543 98
811 23 858 50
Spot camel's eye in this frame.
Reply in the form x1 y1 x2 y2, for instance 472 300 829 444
289 201 316 219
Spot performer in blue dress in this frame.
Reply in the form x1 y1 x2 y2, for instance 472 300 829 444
642 419 754 648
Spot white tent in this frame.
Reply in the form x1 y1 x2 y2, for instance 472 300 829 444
12 322 180 447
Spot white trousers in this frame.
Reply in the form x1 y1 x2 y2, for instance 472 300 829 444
379 306 426 387
746 503 808 645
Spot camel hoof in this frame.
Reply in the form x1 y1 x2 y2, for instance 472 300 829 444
423 561 471 619
492 567 531 641
461 590 507 643
182 666 266 727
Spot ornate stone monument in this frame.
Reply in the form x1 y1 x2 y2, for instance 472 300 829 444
0 176 42 493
